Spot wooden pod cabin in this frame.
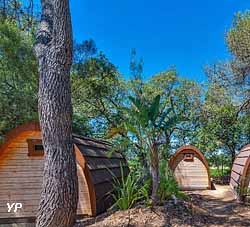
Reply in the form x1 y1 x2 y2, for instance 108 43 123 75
230 144 250 200
169 145 211 190
0 122 129 223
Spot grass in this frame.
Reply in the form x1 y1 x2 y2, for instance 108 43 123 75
210 167 230 177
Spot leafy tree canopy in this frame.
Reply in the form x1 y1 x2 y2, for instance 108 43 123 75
0 19 38 137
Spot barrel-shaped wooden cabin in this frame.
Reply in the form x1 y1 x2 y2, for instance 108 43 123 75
230 144 250 200
169 145 211 190
0 122 128 223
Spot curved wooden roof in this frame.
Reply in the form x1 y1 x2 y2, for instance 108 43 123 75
73 134 128 214
230 144 250 198
0 122 128 217
169 145 210 171
0 122 40 155
169 145 211 189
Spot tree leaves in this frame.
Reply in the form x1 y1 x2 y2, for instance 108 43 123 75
128 94 161 127
148 95 160 123
0 20 38 136
106 126 127 138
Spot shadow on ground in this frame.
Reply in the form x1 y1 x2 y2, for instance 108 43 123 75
78 185 250 227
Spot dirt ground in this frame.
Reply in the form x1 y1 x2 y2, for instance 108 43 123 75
188 185 250 227
78 185 250 227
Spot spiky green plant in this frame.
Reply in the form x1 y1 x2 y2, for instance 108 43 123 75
111 166 143 210
158 160 180 202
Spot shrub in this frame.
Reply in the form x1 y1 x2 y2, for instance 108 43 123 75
139 178 152 206
111 160 189 210
157 160 188 202
111 166 143 210
210 167 230 177
176 191 190 201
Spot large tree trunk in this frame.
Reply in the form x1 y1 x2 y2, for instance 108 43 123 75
150 143 159 205
34 1 78 227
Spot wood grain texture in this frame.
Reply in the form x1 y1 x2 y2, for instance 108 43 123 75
230 144 250 200
169 146 211 190
0 131 90 220
174 156 209 190
74 136 129 215
0 123 129 222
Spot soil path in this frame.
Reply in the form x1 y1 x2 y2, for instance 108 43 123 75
189 184 250 226
79 184 250 227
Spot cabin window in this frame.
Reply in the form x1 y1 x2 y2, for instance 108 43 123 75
184 153 194 161
27 139 44 156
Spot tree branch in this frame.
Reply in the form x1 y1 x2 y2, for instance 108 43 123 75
237 98 250 116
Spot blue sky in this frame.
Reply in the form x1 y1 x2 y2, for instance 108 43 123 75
69 0 249 82
31 1 249 82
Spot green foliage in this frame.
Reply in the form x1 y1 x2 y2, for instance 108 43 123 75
192 83 250 165
72 40 127 136
176 191 190 201
111 166 144 210
205 11 250 131
0 20 38 136
127 94 161 128
241 187 250 197
0 0 38 32
208 151 231 177
234 178 250 201
108 65 204 204
157 160 180 202
210 168 230 177
139 178 152 207
157 161 190 202
227 11 250 74
72 113 93 136
189 12 250 161
2 7 250 209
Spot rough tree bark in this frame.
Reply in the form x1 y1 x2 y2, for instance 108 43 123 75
34 1 78 227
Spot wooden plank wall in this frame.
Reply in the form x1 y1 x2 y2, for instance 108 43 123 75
77 164 92 215
173 153 209 190
0 131 91 219
75 138 129 215
230 146 250 194
245 164 250 197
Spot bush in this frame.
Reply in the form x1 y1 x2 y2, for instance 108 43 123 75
111 166 144 210
139 178 152 206
210 167 230 177
157 160 180 202
156 160 190 202
111 161 189 210
176 191 190 201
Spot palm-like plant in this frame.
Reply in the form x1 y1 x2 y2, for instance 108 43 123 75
108 94 178 205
